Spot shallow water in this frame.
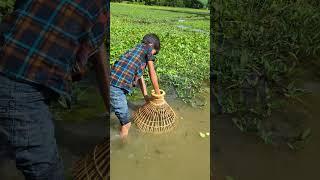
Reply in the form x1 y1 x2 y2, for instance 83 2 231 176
110 94 210 180
213 78 320 180
176 24 209 34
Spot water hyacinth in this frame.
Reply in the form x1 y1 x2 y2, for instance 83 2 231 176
110 3 210 103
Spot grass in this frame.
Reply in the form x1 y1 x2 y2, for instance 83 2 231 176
111 3 210 102
212 0 320 145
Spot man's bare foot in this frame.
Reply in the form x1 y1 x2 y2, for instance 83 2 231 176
119 122 131 140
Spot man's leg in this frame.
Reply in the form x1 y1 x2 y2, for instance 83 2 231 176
0 74 64 180
110 86 131 138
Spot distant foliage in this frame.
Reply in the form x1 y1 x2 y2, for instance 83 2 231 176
110 0 208 9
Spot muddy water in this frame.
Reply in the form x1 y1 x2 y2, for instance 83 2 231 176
213 79 320 180
110 93 210 180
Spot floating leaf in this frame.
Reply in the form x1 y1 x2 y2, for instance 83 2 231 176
199 132 206 138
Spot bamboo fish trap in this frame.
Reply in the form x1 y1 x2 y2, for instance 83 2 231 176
72 139 109 180
132 89 177 134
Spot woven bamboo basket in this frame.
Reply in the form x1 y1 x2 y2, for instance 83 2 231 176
72 139 109 180
132 89 177 134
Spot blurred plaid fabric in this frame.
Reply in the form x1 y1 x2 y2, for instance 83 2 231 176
110 43 155 93
0 0 108 99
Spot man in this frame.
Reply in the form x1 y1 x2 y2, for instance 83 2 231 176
0 0 109 179
110 33 161 139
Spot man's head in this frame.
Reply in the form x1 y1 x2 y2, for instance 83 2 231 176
142 33 160 55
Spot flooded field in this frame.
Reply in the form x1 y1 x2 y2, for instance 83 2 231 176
110 3 210 179
110 92 210 180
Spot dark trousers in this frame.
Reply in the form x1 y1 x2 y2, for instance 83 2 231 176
0 74 64 180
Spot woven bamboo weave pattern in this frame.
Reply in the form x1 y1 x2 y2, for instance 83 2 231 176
72 139 109 180
133 90 177 134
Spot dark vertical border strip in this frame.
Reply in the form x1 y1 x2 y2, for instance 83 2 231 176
209 0 214 179
105 0 111 180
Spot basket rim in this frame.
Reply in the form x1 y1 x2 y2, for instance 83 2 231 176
151 89 166 98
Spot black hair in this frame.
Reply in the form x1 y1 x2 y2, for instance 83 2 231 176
141 33 161 54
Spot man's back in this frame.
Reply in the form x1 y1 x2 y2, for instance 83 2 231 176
110 43 155 93
0 0 107 98
0 1 108 179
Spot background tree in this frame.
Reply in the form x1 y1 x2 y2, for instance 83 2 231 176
110 0 207 9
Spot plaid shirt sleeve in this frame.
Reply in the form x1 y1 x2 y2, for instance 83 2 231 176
72 5 109 80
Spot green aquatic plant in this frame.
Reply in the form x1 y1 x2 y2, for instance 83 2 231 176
287 128 312 150
111 3 210 103
212 0 320 145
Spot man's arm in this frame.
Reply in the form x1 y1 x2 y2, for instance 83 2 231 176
147 60 161 95
138 76 148 101
74 4 109 109
92 44 110 110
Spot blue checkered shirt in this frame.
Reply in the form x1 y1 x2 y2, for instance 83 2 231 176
110 43 155 93
0 0 109 99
